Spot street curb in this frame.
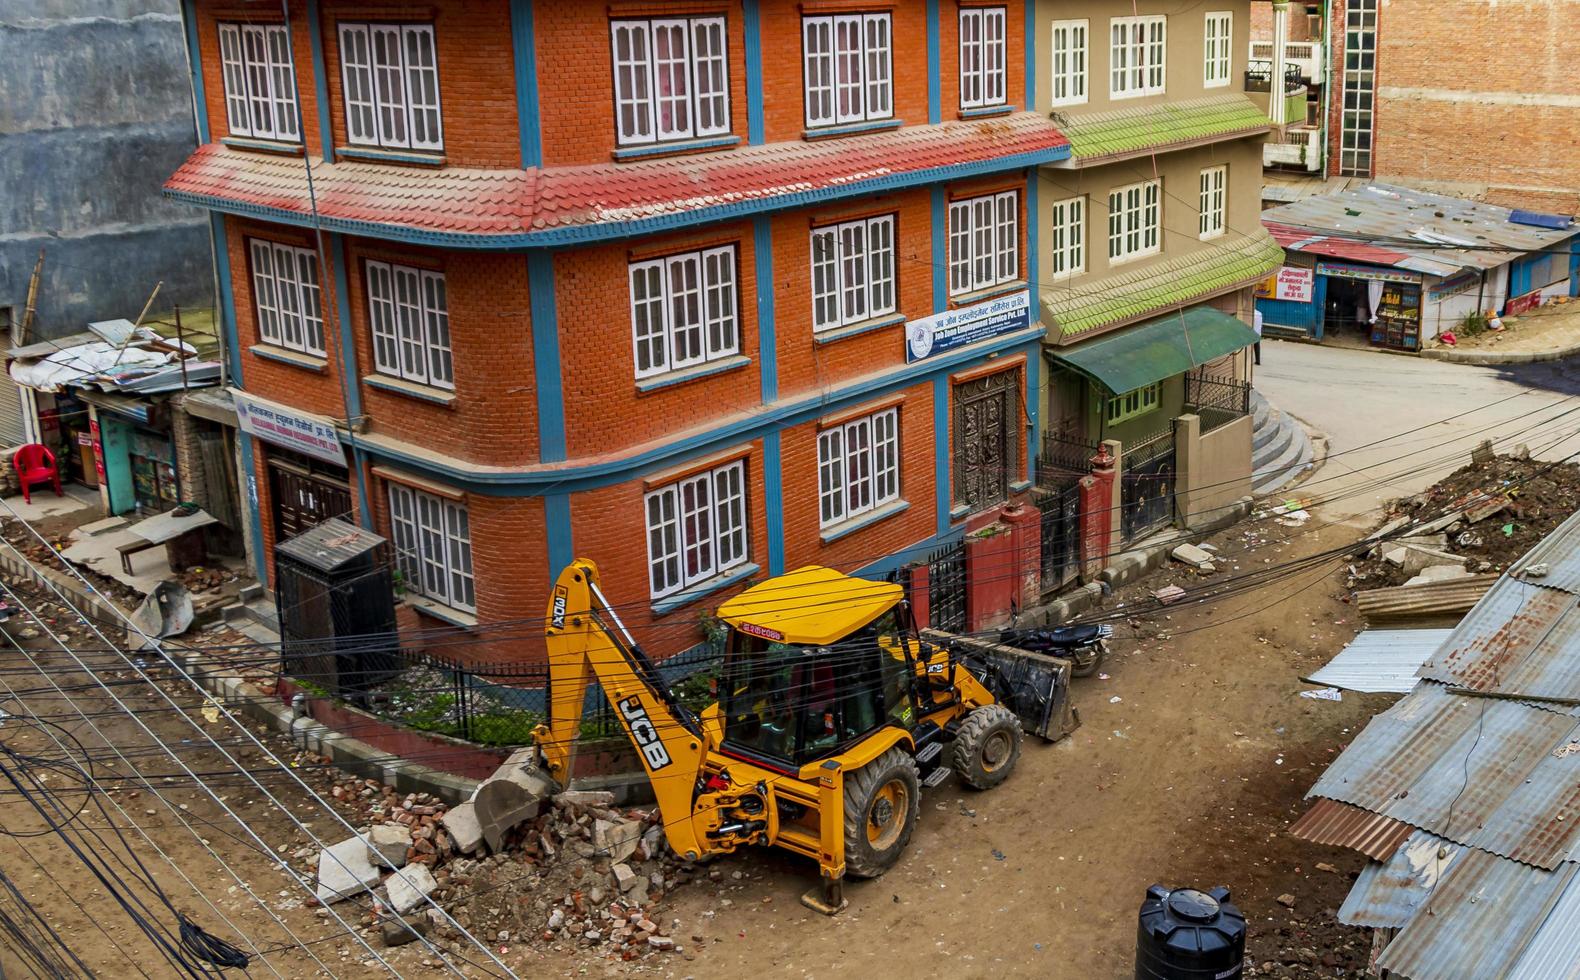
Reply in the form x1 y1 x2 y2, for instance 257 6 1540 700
1420 340 1580 365
0 549 480 804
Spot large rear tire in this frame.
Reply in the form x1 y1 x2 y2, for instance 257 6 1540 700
952 704 1022 789
1070 642 1105 678
842 747 921 879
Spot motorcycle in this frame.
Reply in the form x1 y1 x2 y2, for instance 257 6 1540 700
996 622 1113 678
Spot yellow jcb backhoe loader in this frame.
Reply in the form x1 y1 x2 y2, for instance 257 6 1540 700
534 558 1076 913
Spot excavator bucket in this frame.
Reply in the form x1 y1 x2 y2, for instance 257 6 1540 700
929 631 1079 742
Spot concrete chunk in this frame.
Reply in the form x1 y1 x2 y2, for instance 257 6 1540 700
594 818 642 863
558 790 616 807
381 914 431 947
441 801 484 855
1404 565 1474 587
385 863 437 915
366 823 411 868
315 836 381 905
612 862 639 892
1170 543 1215 569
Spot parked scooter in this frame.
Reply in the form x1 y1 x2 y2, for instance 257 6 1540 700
997 622 1113 678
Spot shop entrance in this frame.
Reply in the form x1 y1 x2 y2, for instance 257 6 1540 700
266 449 352 543
1322 270 1424 351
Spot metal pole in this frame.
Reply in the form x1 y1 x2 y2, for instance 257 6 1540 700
175 306 189 391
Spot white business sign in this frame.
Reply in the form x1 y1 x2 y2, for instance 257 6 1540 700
905 289 1032 363
1273 267 1315 303
232 390 347 466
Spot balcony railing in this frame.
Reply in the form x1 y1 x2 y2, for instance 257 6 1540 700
1244 63 1304 93
1248 40 1325 84
1264 126 1323 173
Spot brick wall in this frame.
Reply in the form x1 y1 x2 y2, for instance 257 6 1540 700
940 1 1026 120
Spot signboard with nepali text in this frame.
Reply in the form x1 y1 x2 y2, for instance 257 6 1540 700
232 390 347 466
1267 267 1314 303
905 290 1032 363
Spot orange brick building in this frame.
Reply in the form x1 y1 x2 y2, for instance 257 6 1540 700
167 0 1071 662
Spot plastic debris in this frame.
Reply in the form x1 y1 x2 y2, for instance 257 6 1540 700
1299 687 1343 702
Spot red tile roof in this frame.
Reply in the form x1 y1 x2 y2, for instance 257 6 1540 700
1266 220 1412 267
165 115 1070 246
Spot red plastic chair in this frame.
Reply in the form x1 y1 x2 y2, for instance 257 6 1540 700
13 444 61 504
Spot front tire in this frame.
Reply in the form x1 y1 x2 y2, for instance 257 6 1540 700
842 747 920 878
1070 641 1106 678
952 704 1022 789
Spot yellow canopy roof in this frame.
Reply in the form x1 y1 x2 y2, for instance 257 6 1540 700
715 566 901 646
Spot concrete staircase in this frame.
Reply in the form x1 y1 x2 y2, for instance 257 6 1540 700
1251 389 1315 496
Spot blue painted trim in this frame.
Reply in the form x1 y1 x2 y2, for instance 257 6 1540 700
1025 169 1040 484
1571 238 1580 298
762 430 784 575
344 325 1046 495
306 0 335 163
821 500 911 544
527 253 567 463
210 213 242 383
334 146 445 167
754 216 777 402
635 355 750 393
933 373 951 535
327 234 362 421
852 525 963 579
614 136 740 160
238 433 267 579
814 313 905 345
351 445 372 529
959 105 1016 119
949 503 970 520
544 493 573 576
1023 0 1036 108
220 137 304 155
363 374 456 406
930 187 948 313
181 0 209 144
1022 339 1039 484
1009 479 1032 493
250 345 328 373
803 119 904 140
511 0 542 169
162 143 1073 250
743 0 765 146
651 562 761 616
926 0 941 125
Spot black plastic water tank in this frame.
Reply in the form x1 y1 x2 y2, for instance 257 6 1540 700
1135 884 1246 980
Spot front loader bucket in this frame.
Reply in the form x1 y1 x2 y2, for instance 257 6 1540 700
926 630 1079 742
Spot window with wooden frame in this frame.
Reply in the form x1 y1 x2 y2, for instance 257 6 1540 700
1106 179 1161 263
645 459 749 599
365 261 453 389
1049 195 1085 277
1049 19 1088 107
817 407 899 528
388 483 474 612
217 23 300 142
610 16 730 148
802 12 893 128
338 22 442 151
810 214 896 332
1203 11 1233 88
1198 166 1227 240
248 240 325 356
1109 14 1166 99
1106 383 1158 423
628 244 739 379
959 7 1007 111
948 190 1019 296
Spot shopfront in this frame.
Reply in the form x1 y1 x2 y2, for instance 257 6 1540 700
82 393 180 516
1317 262 1424 351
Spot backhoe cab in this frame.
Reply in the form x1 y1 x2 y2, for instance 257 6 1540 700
535 559 1075 914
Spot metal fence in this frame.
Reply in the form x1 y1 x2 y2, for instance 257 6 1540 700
1034 479 1083 594
1038 431 1099 484
1185 375 1253 434
926 539 968 633
1120 431 1177 545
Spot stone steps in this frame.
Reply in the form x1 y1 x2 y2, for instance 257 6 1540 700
1250 390 1316 496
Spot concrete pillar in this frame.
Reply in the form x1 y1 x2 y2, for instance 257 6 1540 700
1270 1 1290 126
1174 414 1202 529
1002 500 1042 615
1102 439 1122 566
964 522 1016 632
1079 442 1119 578
906 562 931 629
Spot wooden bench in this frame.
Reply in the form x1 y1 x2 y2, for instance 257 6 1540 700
117 536 166 575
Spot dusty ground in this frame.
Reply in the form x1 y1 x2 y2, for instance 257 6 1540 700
1437 296 1580 353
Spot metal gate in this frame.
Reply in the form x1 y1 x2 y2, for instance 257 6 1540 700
954 371 1017 513
926 540 966 633
1121 433 1176 545
1034 479 1082 593
268 458 353 541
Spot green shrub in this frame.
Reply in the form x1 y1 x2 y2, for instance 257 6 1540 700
1458 312 1489 337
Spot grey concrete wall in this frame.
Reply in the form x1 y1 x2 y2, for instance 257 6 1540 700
0 2 212 339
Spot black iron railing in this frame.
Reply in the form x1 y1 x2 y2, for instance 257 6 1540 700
1185 375 1253 434
1244 63 1304 92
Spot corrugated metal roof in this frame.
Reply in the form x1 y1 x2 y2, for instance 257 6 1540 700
1339 831 1464 928
1507 872 1580 980
1376 851 1580 980
1417 579 1580 703
1263 183 1579 277
1288 798 1417 860
1508 510 1580 596
1354 575 1498 626
1304 628 1453 694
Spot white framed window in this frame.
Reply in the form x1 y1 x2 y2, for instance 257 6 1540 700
629 245 739 379
1198 166 1227 239
217 23 300 141
1109 14 1166 99
1049 195 1085 277
817 408 899 528
338 23 442 151
366 261 453 389
610 17 730 148
1203 11 1233 88
959 7 1007 110
1049 19 1088 107
388 484 474 612
802 12 892 128
248 240 325 356
1107 384 1158 423
645 459 748 599
1106 179 1161 264
810 215 896 332
948 191 1019 296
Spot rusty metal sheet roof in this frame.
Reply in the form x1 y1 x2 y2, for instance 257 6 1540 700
1304 628 1453 694
1418 578 1580 702
1289 798 1417 861
1308 683 1580 870
1375 850 1580 980
1507 871 1580 980
1507 509 1580 595
1339 831 1464 929
1353 575 1498 625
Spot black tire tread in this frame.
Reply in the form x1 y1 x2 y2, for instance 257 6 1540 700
952 703 1022 790
841 746 921 879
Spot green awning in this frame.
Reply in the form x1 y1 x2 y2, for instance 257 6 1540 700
1047 306 1257 394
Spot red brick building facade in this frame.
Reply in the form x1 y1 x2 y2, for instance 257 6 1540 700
169 0 1070 663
